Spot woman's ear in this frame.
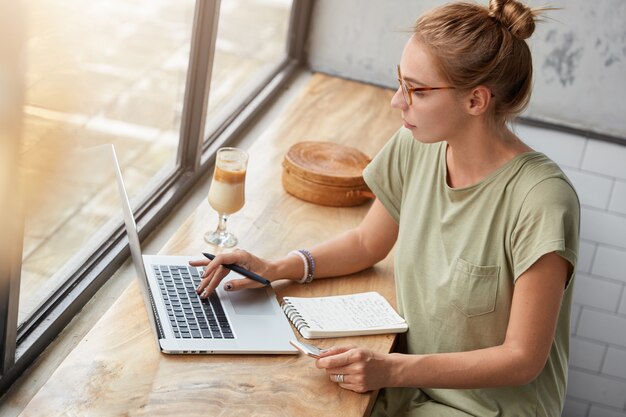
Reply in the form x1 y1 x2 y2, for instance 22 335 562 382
466 85 493 116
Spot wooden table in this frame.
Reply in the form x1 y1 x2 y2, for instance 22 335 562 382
19 74 401 416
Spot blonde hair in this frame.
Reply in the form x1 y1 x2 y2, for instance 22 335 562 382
413 0 547 124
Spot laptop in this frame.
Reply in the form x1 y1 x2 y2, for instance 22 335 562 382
111 145 297 354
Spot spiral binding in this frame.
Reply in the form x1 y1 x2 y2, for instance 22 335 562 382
281 300 310 334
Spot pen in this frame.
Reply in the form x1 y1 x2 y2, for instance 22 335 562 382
202 252 271 286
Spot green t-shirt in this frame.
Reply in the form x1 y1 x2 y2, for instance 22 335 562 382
363 128 580 417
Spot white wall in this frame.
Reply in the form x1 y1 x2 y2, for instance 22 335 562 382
306 0 626 139
305 2 626 415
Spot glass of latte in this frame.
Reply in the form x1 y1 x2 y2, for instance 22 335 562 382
204 147 248 247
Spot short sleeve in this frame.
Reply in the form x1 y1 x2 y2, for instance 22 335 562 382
362 128 412 223
511 177 580 286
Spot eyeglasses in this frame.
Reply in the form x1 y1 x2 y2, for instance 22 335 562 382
396 65 455 105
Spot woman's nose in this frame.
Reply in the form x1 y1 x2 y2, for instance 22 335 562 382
391 87 408 110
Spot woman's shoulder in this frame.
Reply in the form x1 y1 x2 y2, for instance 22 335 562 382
514 152 579 208
515 152 570 184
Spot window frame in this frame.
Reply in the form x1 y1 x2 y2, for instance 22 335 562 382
0 0 312 395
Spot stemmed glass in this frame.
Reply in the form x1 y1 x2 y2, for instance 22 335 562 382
204 147 248 247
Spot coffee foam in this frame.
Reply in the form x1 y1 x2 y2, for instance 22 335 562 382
213 165 246 184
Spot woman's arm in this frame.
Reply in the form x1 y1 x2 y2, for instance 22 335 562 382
276 198 399 279
317 251 569 392
193 199 399 295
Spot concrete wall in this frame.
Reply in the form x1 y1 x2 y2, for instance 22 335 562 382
305 1 626 416
306 0 626 139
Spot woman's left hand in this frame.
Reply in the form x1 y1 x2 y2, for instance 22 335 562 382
315 346 394 393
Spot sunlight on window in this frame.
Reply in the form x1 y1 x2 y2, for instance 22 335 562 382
16 0 293 326
205 0 293 134
18 0 196 324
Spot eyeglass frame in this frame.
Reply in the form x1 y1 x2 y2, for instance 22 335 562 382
396 65 455 105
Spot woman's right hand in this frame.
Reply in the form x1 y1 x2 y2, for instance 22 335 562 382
190 249 274 298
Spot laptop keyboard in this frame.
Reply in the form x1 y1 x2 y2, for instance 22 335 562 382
152 265 235 340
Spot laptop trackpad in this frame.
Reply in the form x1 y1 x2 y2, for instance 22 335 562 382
228 289 275 316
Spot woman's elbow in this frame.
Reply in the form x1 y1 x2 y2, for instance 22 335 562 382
509 349 549 386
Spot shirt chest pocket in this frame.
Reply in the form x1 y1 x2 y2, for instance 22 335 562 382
450 258 500 317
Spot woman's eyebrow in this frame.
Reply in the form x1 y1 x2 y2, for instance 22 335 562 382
402 74 427 86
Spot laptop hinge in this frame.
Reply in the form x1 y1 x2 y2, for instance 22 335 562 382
146 285 165 339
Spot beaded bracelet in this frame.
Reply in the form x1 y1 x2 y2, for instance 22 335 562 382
298 249 315 284
288 249 315 284
288 250 308 283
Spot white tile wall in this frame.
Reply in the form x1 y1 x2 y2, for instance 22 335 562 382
577 241 596 274
582 141 626 180
609 180 626 215
592 246 626 284
516 122 626 417
571 302 582 329
569 336 606 372
513 123 587 168
573 274 622 312
602 347 626 379
577 309 626 346
567 369 626 409
589 405 626 417
563 168 614 209
564 399 591 417
580 208 626 248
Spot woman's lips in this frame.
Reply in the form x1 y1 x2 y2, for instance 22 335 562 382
403 120 416 129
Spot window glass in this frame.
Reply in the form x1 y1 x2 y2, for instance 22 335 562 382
204 0 293 136
19 0 196 325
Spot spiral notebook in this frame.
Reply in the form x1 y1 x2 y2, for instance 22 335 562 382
281 292 408 339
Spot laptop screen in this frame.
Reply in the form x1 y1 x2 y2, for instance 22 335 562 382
111 145 165 343
111 145 148 284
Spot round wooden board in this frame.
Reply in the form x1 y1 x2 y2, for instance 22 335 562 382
282 141 373 207
283 141 370 187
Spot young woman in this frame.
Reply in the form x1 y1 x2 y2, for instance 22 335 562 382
192 1 580 415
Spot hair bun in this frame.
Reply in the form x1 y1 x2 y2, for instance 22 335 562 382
488 0 536 40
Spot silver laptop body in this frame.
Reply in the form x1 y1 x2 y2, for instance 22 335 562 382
112 145 297 354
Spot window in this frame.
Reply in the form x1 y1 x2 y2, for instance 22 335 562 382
204 0 293 137
19 0 196 327
1 0 310 393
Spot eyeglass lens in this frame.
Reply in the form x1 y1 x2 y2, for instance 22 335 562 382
398 78 411 105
